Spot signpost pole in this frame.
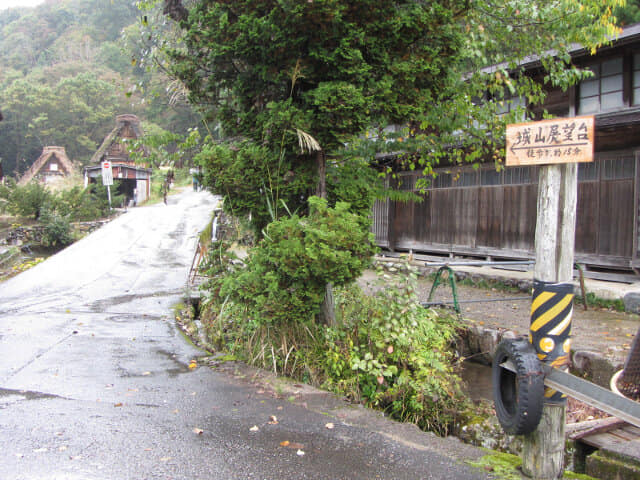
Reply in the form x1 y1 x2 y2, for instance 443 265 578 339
101 161 113 210
521 162 577 479
505 116 593 479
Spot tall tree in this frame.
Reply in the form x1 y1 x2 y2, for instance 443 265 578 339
162 0 622 325
164 0 622 218
167 0 466 226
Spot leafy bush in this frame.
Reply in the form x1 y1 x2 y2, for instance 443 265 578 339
195 140 315 234
324 266 467 435
54 184 113 220
201 249 467 436
8 182 52 219
0 180 12 213
3 180 119 222
39 208 74 248
209 197 376 328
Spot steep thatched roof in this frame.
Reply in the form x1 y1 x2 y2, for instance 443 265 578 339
90 114 144 165
18 146 75 185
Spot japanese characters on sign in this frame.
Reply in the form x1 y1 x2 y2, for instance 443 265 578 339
506 116 594 166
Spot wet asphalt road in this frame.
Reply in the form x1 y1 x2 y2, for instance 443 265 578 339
0 190 490 480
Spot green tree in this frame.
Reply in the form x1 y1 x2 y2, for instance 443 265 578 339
616 0 640 25
167 0 465 213
0 0 201 179
162 0 621 327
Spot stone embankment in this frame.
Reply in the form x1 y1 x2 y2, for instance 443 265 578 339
3 220 111 247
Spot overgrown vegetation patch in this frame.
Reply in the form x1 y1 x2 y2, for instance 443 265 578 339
198 216 470 436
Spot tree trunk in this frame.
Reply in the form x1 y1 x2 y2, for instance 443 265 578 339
319 283 336 327
315 150 327 199
314 150 336 327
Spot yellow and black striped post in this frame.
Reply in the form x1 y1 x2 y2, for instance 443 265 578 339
529 279 574 403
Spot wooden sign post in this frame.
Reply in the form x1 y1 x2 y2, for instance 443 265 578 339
506 116 594 479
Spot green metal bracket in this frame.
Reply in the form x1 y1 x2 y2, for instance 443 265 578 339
427 266 460 313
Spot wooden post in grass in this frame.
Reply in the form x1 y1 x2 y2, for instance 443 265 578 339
506 116 594 479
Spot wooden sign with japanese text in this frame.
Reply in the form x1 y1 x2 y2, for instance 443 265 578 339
506 116 594 166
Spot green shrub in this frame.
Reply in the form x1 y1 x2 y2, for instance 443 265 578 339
323 265 467 435
8 182 52 219
213 197 376 328
201 254 467 436
39 208 73 248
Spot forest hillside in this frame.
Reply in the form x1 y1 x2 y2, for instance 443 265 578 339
0 0 198 178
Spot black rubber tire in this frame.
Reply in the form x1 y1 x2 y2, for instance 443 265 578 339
492 338 545 435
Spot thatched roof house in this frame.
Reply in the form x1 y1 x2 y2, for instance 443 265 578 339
84 114 152 205
90 114 144 165
18 146 75 186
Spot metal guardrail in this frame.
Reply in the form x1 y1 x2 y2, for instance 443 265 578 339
502 359 640 429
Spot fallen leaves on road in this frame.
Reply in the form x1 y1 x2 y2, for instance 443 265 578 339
279 441 304 450
268 415 278 424
114 402 123 407
189 360 197 370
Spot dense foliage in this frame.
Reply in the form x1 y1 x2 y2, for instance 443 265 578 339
168 0 466 225
326 271 465 435
0 179 119 221
202 256 466 435
166 0 625 198
203 197 376 326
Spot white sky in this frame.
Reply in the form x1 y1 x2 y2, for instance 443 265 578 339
0 0 46 11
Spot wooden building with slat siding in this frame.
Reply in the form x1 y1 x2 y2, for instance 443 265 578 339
84 114 152 205
372 23 640 273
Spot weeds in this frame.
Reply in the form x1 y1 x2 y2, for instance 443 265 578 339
200 252 469 436
575 292 625 312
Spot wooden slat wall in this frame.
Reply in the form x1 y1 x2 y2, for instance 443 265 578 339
503 185 538 251
599 180 634 257
371 198 390 247
576 182 599 254
376 153 638 268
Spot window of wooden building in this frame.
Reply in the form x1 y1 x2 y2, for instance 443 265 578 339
579 57 624 114
633 53 640 106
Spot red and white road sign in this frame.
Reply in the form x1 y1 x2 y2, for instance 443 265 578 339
101 161 113 186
